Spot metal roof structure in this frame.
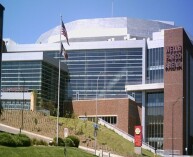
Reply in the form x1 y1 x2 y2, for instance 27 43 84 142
36 17 176 44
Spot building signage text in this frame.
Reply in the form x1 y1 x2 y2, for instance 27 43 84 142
165 45 183 72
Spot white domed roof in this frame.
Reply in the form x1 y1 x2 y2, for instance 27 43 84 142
36 17 176 44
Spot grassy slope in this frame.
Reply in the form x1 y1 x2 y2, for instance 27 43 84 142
1 111 155 157
0 146 96 157
57 117 154 157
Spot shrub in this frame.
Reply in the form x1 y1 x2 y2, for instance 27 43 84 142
32 138 48 146
64 137 75 147
14 134 31 146
76 125 84 135
0 133 31 147
52 136 80 147
67 135 80 147
53 137 65 146
0 133 16 146
31 138 38 145
38 139 48 146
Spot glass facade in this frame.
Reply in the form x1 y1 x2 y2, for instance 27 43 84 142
1 58 68 109
64 48 143 100
145 47 164 149
147 48 164 83
186 49 193 153
1 61 41 91
41 62 68 103
146 92 164 149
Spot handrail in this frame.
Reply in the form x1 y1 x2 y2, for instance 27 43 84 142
98 118 156 153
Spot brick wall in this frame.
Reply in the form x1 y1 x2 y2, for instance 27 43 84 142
65 98 141 134
164 28 185 154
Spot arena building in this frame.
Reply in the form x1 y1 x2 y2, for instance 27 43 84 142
2 17 193 155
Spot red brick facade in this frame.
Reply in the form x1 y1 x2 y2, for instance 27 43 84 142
164 28 193 155
65 98 141 135
164 28 184 154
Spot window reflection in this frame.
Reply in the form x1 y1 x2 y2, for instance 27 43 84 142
146 92 164 149
147 48 164 84
60 48 143 100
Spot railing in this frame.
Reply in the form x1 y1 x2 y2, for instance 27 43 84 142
98 118 134 142
98 118 156 154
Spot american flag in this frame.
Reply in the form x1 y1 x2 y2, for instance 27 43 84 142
60 43 68 60
64 50 68 60
60 43 65 54
61 20 70 46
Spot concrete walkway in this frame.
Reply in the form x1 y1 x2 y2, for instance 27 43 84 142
0 123 52 143
0 123 123 157
79 146 123 157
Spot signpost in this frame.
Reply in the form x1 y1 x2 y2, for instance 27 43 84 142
64 128 68 138
134 125 142 154
64 128 68 157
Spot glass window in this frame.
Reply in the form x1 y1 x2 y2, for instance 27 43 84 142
61 48 143 100
146 48 164 84
146 92 164 149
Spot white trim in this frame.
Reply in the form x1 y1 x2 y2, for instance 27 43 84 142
2 52 43 61
1 92 31 100
125 83 164 92
79 115 117 118
73 97 128 102
6 43 60 52
142 40 146 84
2 52 68 72
142 91 146 141
6 40 145 52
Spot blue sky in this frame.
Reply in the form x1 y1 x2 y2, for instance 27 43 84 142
0 0 193 44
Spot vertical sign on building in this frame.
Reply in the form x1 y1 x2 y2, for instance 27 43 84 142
165 45 183 72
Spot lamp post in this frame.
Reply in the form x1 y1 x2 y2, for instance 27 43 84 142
20 72 25 134
95 72 103 155
171 97 184 156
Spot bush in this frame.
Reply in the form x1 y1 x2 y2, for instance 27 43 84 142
31 138 48 146
67 135 80 147
53 137 65 146
53 136 80 147
64 137 75 147
0 133 31 147
0 133 16 146
14 134 31 146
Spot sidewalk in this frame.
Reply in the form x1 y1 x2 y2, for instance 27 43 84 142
79 146 123 157
0 123 52 143
1 123 123 157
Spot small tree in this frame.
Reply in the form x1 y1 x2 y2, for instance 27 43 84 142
34 118 38 126
46 101 56 116
34 118 40 131
84 112 88 129
72 112 79 133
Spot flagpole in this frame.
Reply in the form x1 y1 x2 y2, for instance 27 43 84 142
112 0 114 17
56 15 62 145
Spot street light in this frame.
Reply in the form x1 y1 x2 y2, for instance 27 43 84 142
95 72 103 155
19 72 25 134
172 97 184 156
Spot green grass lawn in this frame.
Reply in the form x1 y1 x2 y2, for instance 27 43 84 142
0 146 96 157
1 110 156 157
